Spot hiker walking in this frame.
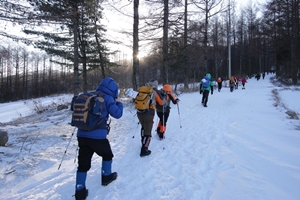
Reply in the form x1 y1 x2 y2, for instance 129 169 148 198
234 76 239 89
74 77 123 200
200 73 214 107
217 77 223 92
255 73 260 81
135 80 161 157
242 77 247 89
229 76 236 92
156 84 179 139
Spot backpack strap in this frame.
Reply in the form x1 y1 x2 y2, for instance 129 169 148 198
153 88 165 100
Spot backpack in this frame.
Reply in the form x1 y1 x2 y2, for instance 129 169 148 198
71 92 106 131
135 86 153 110
202 77 210 89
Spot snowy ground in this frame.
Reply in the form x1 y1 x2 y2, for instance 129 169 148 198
0 74 299 200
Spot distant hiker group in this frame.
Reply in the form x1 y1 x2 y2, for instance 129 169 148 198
69 73 252 200
70 77 180 200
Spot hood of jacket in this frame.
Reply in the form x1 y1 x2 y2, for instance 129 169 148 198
147 79 158 89
96 77 118 98
205 73 211 79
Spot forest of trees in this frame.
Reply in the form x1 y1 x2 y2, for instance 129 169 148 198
0 0 299 103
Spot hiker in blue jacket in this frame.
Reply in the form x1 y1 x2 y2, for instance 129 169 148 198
75 77 123 200
199 73 214 107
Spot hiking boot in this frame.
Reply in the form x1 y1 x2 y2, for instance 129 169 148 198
75 187 88 200
204 104 207 107
102 172 117 186
158 133 164 139
140 147 151 157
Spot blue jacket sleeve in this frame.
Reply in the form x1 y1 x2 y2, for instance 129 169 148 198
106 96 123 119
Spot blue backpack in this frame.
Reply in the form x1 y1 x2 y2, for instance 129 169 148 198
71 92 107 131
202 76 210 89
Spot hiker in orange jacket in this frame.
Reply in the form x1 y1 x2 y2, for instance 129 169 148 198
156 84 179 139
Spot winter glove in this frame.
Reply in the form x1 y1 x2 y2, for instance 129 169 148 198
176 98 180 103
200 90 203 94
211 91 213 95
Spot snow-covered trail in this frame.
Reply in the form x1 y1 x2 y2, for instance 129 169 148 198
1 76 300 200
109 77 299 200
208 79 300 200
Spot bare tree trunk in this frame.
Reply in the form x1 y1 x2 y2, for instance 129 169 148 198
291 0 299 84
183 0 189 89
82 54 87 92
203 0 208 73
14 50 20 101
162 0 169 84
0 56 3 101
133 0 140 90
73 2 80 95
79 8 88 93
22 50 28 99
95 34 106 79
42 55 47 95
7 51 12 101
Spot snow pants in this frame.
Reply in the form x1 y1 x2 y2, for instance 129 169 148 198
77 137 113 172
202 90 210 105
156 109 170 133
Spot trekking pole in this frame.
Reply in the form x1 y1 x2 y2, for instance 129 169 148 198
132 121 140 138
29 130 41 154
154 115 159 135
177 103 182 128
58 127 76 170
20 135 29 152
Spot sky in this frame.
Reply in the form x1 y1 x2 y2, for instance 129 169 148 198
0 73 300 200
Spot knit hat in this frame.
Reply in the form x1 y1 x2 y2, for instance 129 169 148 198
147 79 158 88
163 84 172 93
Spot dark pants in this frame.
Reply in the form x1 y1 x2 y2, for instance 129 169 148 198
77 137 113 172
156 109 170 135
157 110 170 126
202 90 209 105
137 110 155 137
218 83 222 91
